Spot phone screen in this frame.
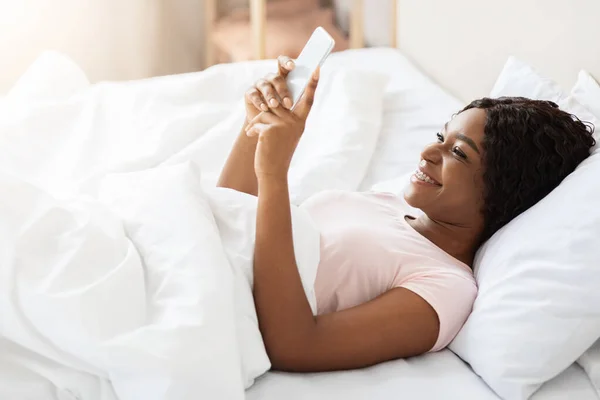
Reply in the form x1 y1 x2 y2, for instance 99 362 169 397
287 27 335 109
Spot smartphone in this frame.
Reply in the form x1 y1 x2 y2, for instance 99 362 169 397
287 27 335 110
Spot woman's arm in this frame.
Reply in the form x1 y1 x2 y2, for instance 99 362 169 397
254 175 439 371
217 123 259 196
249 71 440 372
217 56 295 196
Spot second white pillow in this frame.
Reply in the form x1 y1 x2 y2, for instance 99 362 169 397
571 69 600 396
449 57 600 400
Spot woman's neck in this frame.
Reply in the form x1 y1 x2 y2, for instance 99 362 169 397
405 214 482 267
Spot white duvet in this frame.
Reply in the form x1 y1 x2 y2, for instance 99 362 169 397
0 52 387 399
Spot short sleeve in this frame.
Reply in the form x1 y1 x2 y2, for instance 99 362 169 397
398 272 478 352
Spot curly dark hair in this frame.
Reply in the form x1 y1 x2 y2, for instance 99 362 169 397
461 97 596 242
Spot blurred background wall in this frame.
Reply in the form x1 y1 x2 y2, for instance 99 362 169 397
0 0 393 93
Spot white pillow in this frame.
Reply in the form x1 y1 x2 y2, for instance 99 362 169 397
449 57 600 400
571 70 600 119
289 69 389 203
571 69 600 395
490 56 567 103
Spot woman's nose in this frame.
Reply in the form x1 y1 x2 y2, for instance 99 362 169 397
420 143 442 165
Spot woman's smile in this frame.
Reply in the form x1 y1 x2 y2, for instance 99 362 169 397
411 160 442 187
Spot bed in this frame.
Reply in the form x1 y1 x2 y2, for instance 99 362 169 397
2 1 600 400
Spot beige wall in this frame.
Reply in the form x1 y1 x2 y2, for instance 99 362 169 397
396 0 600 102
332 0 394 47
0 0 206 93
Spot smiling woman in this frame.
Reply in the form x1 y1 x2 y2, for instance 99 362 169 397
406 98 596 251
218 55 596 372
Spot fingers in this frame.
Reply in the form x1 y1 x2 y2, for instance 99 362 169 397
277 55 295 77
247 110 279 126
246 56 294 114
246 122 267 138
294 67 320 119
271 74 293 109
245 110 278 136
245 87 269 112
256 77 280 109
255 73 294 110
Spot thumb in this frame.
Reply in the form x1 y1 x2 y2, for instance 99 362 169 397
294 67 320 119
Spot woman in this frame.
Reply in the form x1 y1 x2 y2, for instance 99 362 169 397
218 56 596 372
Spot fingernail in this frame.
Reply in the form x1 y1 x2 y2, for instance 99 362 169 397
269 98 278 107
283 97 292 109
286 60 294 69
260 103 268 111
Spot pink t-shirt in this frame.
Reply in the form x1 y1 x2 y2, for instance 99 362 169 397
301 190 477 352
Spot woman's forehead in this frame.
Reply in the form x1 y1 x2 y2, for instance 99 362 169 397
446 108 486 140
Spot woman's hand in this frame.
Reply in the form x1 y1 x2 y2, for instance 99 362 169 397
244 55 296 123
246 68 320 182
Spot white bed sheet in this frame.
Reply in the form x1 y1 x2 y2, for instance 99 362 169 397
246 48 599 400
247 350 597 400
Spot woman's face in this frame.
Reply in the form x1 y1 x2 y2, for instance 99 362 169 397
403 108 487 227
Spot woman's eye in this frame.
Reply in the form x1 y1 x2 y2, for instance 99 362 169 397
453 146 467 159
436 132 444 142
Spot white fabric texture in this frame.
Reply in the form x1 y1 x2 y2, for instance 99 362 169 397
571 69 600 396
0 52 385 399
247 350 598 400
449 56 600 400
98 163 321 392
580 340 600 397
571 70 600 127
0 52 387 202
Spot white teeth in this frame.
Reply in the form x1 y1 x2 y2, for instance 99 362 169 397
415 169 437 184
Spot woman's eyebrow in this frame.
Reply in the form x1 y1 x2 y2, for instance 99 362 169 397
456 133 480 154
443 122 480 154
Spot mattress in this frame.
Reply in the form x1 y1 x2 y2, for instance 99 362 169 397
245 48 599 400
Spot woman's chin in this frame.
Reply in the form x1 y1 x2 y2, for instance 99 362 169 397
403 185 420 207
404 181 439 208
